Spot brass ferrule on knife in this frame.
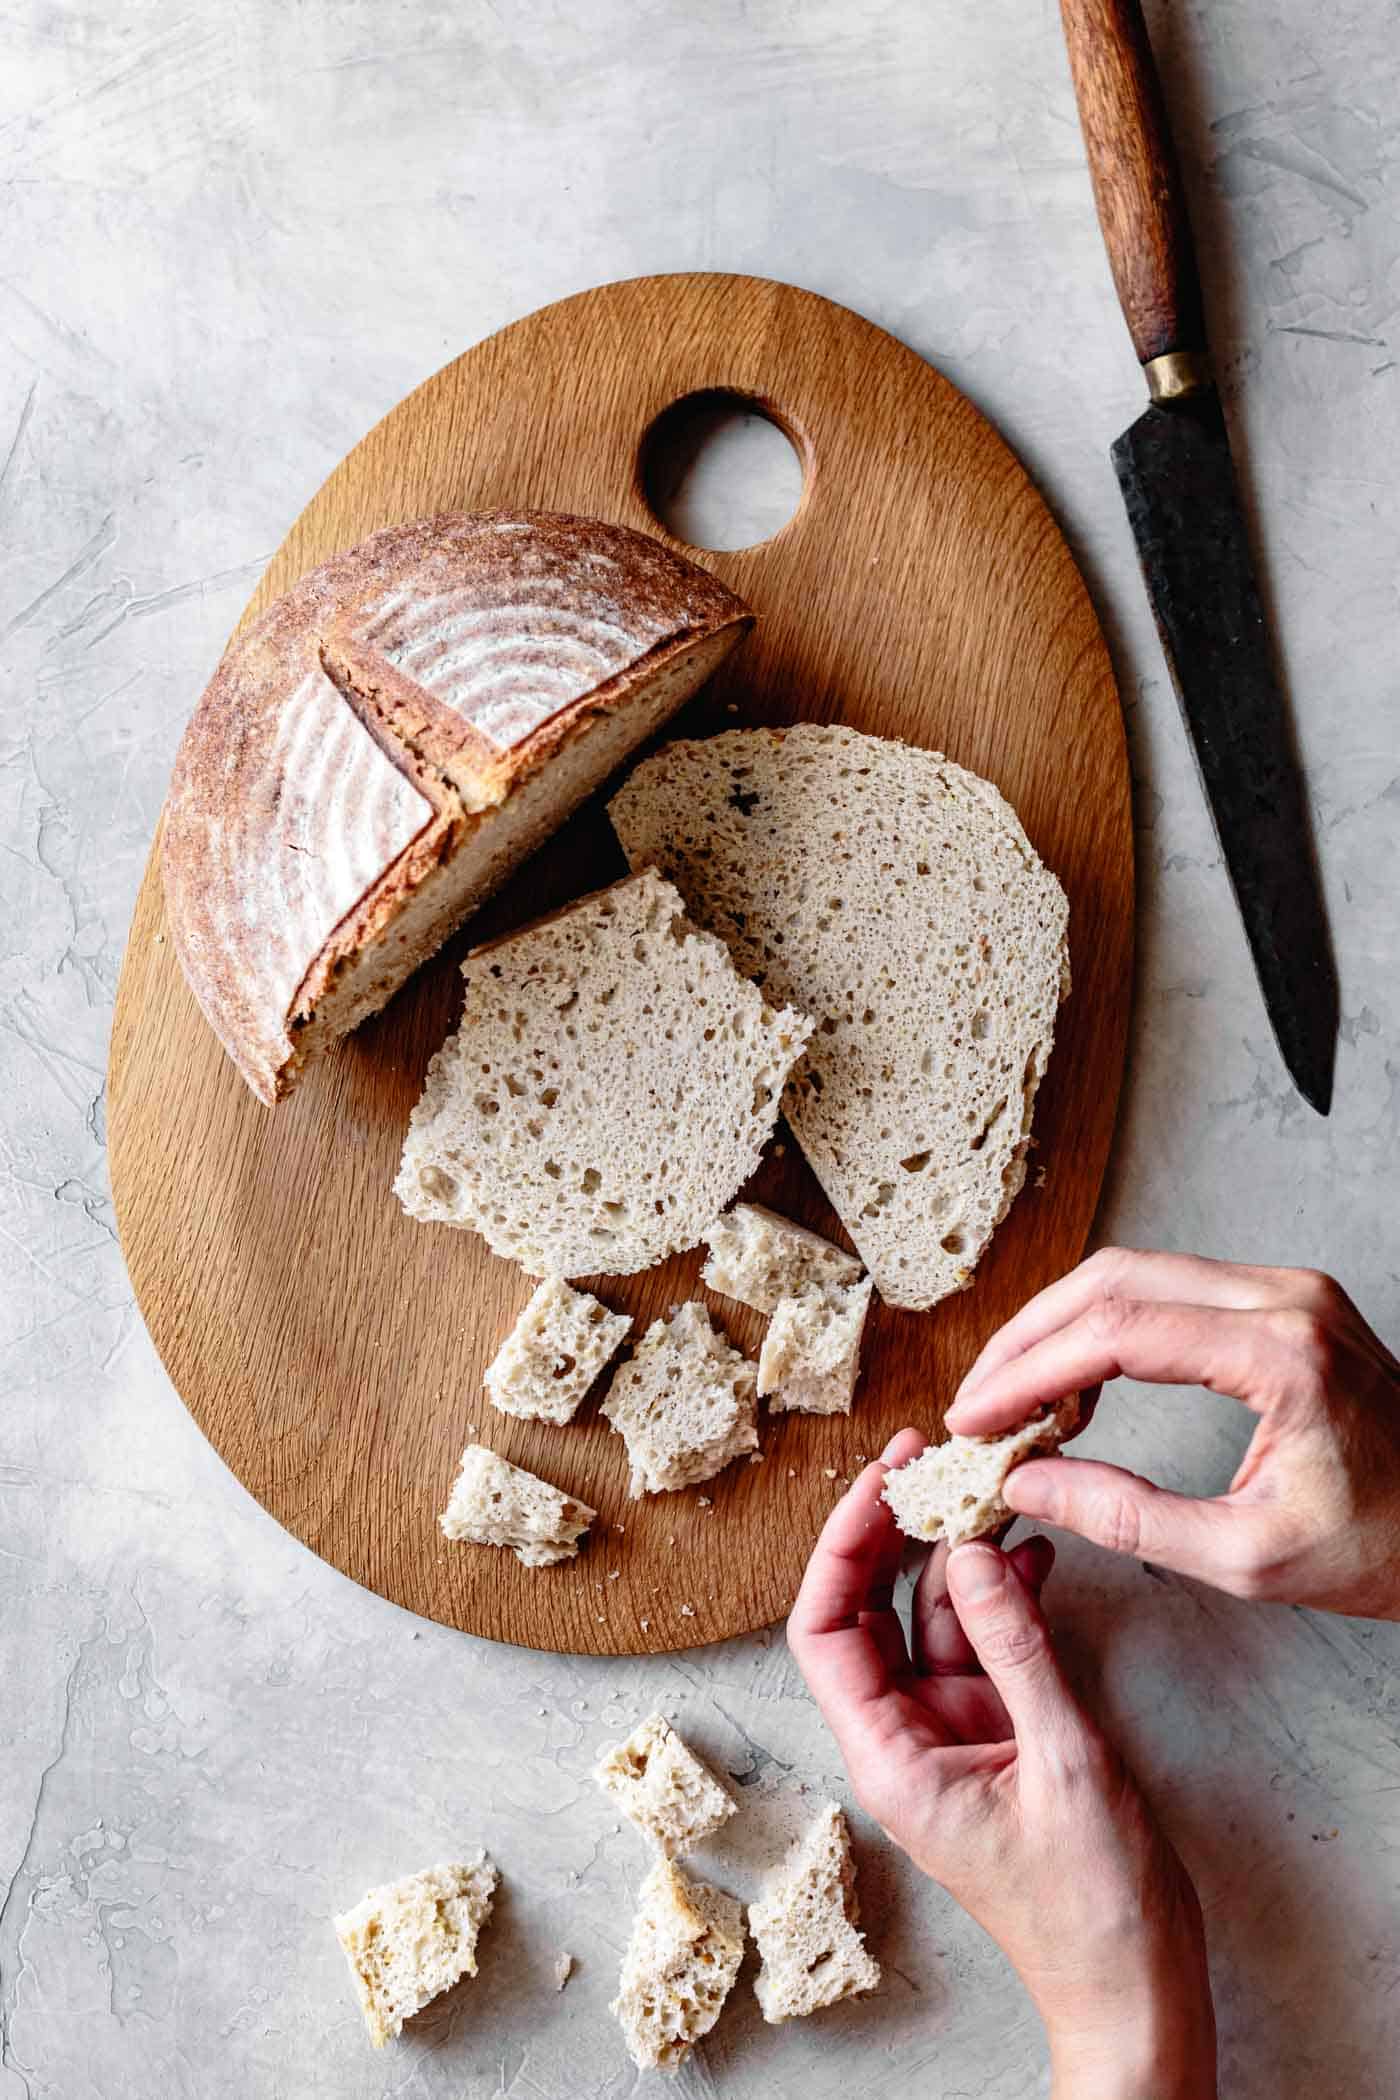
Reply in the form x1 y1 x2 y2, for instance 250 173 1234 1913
1143 348 1212 403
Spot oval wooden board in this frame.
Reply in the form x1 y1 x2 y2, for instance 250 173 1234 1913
108 274 1132 1655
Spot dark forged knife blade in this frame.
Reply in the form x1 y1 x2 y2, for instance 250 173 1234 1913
1060 0 1339 1112
1113 395 1338 1111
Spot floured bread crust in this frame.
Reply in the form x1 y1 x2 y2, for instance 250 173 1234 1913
163 512 750 1103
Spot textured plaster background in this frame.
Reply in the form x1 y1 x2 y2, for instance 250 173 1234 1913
2 3 1398 2095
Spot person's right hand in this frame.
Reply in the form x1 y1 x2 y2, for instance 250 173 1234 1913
944 1249 1400 1620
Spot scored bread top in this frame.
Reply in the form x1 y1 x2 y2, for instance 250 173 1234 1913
395 871 812 1278
321 511 748 809
611 724 1070 1310
163 511 751 1103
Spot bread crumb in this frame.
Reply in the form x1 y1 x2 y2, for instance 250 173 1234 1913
608 1570 621 1580
854 1453 868 1464
667 1537 676 1548
787 1467 797 1478
154 931 166 945
823 1467 838 1479
679 1604 696 1618
639 1617 650 1631
1034 1165 1048 1188
554 1951 574 1991
696 1496 712 1508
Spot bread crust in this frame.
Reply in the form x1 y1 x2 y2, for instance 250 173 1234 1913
163 511 751 1103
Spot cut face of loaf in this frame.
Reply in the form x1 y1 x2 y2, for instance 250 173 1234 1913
750 1803 880 2022
439 1445 595 1566
334 1855 497 2047
611 1858 745 2071
164 511 751 1103
881 1403 1077 1547
396 872 811 1279
757 1277 873 1416
701 1202 862 1315
596 1713 738 1859
483 1277 631 1425
611 724 1070 1309
601 1301 759 1497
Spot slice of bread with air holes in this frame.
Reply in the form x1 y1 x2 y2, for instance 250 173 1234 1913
601 1301 759 1497
611 1857 746 2071
483 1276 631 1425
881 1402 1078 1548
757 1277 874 1416
611 724 1070 1310
439 1445 595 1566
395 870 812 1277
596 1713 738 1858
701 1202 863 1315
334 1855 497 2047
750 1802 880 2022
165 511 751 1104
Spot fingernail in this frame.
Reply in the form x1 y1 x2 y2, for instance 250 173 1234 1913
948 1543 1005 1601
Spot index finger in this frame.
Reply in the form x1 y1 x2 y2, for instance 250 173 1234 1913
946 1248 1291 1431
788 1428 925 1718
943 1297 1295 1437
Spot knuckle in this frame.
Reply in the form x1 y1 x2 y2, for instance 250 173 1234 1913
1085 1245 1133 1289
1084 1290 1139 1345
1272 1307 1337 1384
978 1617 1051 1673
1291 1268 1347 1320
1089 1489 1146 1559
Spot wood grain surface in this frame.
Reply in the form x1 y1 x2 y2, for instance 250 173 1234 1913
1059 0 1205 365
107 273 1133 1655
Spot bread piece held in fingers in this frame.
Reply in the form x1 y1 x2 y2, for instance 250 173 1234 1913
881 1402 1077 1547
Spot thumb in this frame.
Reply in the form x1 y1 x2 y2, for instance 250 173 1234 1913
945 1542 1088 1761
1004 1456 1269 1592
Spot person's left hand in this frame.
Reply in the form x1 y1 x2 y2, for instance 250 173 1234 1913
787 1429 1217 2100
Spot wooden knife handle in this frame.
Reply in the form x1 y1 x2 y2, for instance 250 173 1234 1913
1059 0 1207 381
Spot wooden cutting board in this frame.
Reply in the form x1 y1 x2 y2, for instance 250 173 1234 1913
108 274 1132 1655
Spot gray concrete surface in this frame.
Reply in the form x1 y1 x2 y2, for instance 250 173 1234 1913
2 3 1398 2094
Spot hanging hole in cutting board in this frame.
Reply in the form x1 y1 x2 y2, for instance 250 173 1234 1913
641 390 804 551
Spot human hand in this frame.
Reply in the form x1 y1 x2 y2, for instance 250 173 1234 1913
788 1432 1216 2100
945 1248 1400 1619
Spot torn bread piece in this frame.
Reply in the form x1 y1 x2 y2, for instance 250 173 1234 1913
596 1713 738 1859
758 1277 874 1416
881 1402 1078 1548
611 1858 745 2071
601 1302 758 1497
396 871 811 1277
440 1445 595 1566
750 1803 880 2022
484 1277 631 1425
701 1202 863 1316
334 1855 497 2048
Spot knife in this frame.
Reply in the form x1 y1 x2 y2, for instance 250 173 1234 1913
1059 0 1339 1113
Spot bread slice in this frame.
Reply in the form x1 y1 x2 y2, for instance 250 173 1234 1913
334 1855 497 2047
701 1202 863 1315
757 1277 873 1416
164 511 751 1103
601 1301 759 1497
611 724 1070 1310
611 1858 745 2071
749 1803 880 2022
881 1403 1077 1547
439 1445 595 1566
396 871 811 1278
483 1276 631 1425
596 1713 738 1858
